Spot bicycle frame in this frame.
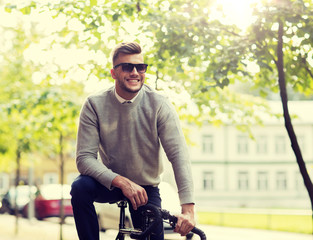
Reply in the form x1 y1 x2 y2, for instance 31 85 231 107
115 200 128 240
114 199 207 240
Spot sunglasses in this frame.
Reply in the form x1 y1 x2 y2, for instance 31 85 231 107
113 63 148 73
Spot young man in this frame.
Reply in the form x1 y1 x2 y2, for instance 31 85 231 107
71 42 195 240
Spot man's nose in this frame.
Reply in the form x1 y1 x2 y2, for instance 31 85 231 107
130 66 139 74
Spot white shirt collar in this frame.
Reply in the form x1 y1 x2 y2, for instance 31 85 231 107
114 88 140 104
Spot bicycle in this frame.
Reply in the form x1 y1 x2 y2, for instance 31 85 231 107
113 199 207 240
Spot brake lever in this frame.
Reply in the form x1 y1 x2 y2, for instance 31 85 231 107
160 209 178 227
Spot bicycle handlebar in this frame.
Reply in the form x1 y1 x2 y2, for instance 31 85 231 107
130 204 207 240
160 208 207 240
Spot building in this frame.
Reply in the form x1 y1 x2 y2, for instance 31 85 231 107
189 101 313 209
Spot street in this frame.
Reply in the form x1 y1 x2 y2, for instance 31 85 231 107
0 214 312 240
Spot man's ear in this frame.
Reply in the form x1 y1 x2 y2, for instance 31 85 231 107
111 69 116 79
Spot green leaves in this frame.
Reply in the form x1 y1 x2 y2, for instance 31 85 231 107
90 0 97 7
0 0 313 170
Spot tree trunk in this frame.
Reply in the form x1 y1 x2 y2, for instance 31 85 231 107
14 148 21 235
59 132 65 240
276 19 313 233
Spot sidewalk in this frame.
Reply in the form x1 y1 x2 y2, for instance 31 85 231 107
0 213 312 240
204 225 313 240
0 214 79 240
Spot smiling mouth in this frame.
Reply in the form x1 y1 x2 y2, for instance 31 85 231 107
127 79 140 83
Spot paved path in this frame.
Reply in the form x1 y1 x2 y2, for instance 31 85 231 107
202 225 313 240
0 214 312 240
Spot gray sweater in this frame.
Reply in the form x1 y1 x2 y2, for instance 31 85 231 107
76 84 194 204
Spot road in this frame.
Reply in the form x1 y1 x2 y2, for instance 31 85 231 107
0 214 312 240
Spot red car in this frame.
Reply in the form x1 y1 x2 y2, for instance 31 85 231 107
23 184 73 220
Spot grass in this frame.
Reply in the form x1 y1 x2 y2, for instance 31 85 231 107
197 211 313 234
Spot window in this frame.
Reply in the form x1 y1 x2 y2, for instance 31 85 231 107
275 136 286 154
203 172 214 190
237 136 249 154
202 135 214 154
256 136 268 154
257 172 268 191
276 171 287 190
238 171 249 190
43 173 58 184
295 172 305 191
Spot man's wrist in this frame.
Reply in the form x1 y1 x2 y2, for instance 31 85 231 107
111 175 124 189
181 203 195 215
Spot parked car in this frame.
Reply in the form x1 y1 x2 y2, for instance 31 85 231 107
0 185 37 215
95 181 193 239
22 184 73 220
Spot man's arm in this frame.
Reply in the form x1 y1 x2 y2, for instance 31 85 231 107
76 98 118 189
111 175 148 210
156 98 196 235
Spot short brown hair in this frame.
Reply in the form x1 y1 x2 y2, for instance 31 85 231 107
112 42 142 65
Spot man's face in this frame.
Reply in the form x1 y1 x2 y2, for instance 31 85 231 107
111 53 145 100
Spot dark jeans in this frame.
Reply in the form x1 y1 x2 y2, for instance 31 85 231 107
70 175 164 240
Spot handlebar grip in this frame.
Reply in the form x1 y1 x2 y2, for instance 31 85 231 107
160 209 207 240
191 226 207 240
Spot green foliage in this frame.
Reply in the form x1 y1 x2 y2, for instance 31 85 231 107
0 4 84 171
247 0 313 96
30 87 82 159
1 0 312 170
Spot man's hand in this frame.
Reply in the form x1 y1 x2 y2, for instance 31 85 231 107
174 203 195 236
112 175 148 210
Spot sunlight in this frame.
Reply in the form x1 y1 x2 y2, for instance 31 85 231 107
211 0 261 30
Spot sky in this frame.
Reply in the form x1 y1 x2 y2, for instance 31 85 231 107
210 0 260 31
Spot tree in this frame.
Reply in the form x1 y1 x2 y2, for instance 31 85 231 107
0 15 40 233
31 87 82 239
0 4 84 238
250 0 313 227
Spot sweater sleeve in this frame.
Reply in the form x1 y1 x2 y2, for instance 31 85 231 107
76 98 118 189
157 98 194 205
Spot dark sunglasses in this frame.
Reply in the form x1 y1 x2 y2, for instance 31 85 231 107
113 63 148 73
